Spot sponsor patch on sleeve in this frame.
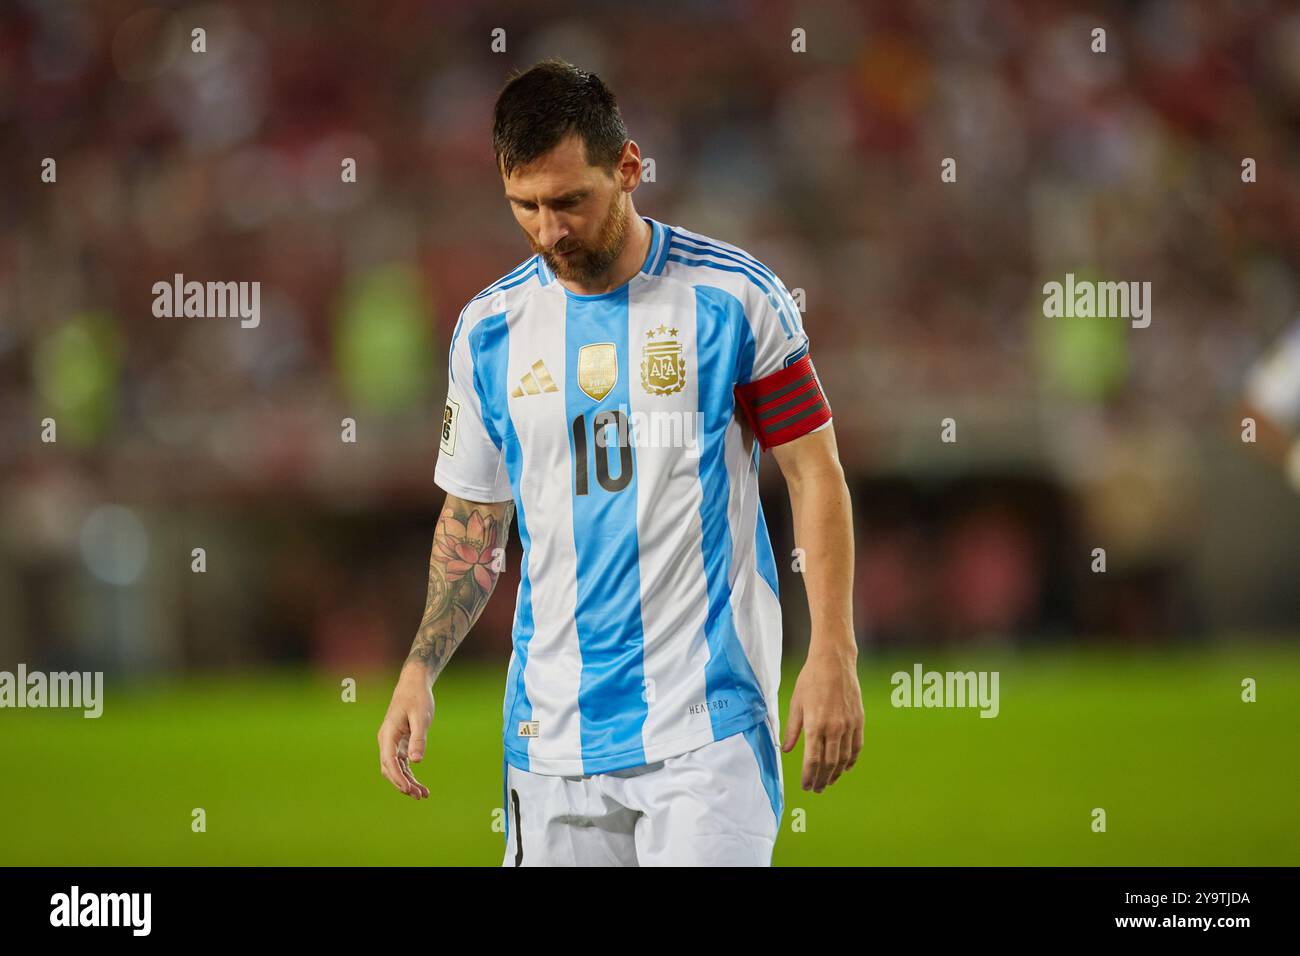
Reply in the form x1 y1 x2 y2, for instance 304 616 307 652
440 398 459 456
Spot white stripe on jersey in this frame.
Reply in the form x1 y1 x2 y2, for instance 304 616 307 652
502 307 586 769
627 275 713 762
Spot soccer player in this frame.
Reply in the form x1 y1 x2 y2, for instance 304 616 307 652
378 58 862 866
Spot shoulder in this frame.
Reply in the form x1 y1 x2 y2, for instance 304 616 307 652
656 222 798 322
449 255 550 355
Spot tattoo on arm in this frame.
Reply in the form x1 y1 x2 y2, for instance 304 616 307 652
406 498 514 679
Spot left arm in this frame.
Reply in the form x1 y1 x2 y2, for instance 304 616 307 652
771 424 863 793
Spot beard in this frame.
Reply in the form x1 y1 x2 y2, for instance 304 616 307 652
532 188 629 284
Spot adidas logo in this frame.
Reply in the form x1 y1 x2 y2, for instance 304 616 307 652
510 359 558 397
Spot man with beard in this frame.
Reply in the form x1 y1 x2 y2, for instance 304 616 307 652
378 58 861 867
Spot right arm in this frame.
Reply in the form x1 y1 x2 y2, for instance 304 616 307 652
377 492 514 800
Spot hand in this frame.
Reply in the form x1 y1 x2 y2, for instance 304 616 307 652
377 665 434 800
782 646 863 793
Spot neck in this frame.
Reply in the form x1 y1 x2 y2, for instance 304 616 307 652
561 209 651 296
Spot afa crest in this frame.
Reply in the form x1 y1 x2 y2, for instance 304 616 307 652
641 324 685 395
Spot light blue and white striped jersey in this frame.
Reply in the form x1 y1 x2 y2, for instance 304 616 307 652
434 215 828 775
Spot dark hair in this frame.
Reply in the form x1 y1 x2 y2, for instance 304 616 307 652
492 58 627 179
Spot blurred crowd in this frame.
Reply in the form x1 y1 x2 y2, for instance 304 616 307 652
2 0 1299 671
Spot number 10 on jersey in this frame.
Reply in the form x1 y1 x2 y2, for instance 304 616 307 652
571 410 633 496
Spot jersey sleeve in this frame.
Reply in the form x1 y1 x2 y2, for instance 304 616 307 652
434 312 513 502
733 271 832 450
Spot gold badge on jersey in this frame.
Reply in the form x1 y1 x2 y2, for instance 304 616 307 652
578 342 618 401
641 324 685 395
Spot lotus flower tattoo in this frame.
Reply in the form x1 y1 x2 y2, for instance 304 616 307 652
434 509 501 592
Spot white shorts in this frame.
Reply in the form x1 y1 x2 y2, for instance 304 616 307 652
501 717 785 867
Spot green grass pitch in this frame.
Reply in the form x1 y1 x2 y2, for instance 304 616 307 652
2 644 1296 865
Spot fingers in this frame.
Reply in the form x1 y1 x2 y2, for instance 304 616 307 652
378 687 435 799
396 744 430 800
378 721 402 790
378 721 422 799
845 722 864 772
805 725 839 792
801 728 823 792
408 711 428 764
401 707 431 798
788 666 866 791
803 721 861 792
782 700 803 753
826 727 854 788
819 732 842 792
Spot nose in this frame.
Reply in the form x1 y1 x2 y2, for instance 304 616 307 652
536 209 569 251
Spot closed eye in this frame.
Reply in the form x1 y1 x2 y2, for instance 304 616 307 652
512 194 585 211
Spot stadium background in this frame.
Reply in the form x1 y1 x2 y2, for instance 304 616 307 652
1 0 1298 865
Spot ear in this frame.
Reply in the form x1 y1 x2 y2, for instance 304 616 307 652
617 140 641 183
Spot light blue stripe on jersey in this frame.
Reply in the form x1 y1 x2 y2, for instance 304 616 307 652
755 492 780 599
648 219 673 275
693 284 769 737
451 262 539 385
468 313 536 771
643 217 665 273
742 720 784 828
733 314 780 598
564 285 648 773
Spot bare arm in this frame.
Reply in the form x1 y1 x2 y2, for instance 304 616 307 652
378 492 514 800
770 425 863 793
406 494 515 678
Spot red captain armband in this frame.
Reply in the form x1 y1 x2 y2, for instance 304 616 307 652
734 354 832 450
